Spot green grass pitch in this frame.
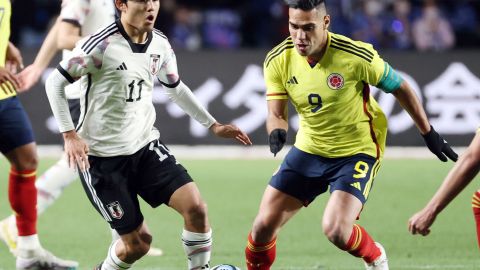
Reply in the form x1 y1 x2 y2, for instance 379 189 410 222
0 157 479 269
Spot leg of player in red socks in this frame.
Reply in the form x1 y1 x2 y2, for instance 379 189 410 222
245 232 276 270
343 224 381 263
8 168 37 237
472 190 480 249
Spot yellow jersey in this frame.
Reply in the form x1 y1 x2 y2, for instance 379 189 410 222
265 32 390 159
0 0 15 100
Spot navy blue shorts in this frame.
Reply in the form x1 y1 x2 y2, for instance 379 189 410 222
269 146 381 206
0 97 35 154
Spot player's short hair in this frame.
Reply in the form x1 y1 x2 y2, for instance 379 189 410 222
284 0 326 11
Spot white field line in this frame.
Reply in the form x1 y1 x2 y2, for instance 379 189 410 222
33 145 467 160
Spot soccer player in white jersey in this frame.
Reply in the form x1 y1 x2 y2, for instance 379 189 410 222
0 0 163 257
45 0 252 269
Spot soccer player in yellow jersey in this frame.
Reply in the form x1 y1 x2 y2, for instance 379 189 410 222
409 128 480 246
245 1 458 270
0 1 78 269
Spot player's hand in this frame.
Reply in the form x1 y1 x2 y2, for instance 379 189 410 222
269 129 286 157
63 130 90 172
16 64 43 92
0 67 20 90
422 125 458 162
6 42 24 73
210 122 252 145
408 208 436 236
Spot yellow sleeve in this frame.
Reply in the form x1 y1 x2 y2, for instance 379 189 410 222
358 44 385 86
264 58 288 101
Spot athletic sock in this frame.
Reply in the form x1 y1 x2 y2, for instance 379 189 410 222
8 168 37 236
245 232 276 270
35 156 78 215
182 229 212 270
472 191 480 249
102 240 132 270
343 224 381 264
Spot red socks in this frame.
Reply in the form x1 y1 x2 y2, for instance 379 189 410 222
472 191 480 249
245 232 276 270
344 224 381 263
8 168 37 236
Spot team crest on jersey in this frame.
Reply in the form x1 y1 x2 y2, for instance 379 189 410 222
327 73 344 90
107 201 124 219
149 54 161 75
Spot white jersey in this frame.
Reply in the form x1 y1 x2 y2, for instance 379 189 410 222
60 0 115 99
51 21 215 157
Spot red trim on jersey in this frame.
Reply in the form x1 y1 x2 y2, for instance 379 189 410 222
266 93 288 97
362 83 380 159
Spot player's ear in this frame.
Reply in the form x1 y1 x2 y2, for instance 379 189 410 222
323 15 330 30
115 0 127 13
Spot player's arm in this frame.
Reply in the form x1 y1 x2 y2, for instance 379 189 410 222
264 55 288 156
5 41 23 73
57 20 82 50
157 48 251 145
408 131 480 236
364 50 457 162
45 43 103 170
17 19 60 91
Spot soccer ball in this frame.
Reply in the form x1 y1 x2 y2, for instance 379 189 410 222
211 264 241 270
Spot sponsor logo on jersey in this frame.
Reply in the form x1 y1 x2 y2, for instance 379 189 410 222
150 54 161 75
327 73 344 90
107 201 124 219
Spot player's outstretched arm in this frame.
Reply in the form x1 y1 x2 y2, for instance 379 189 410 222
408 132 480 236
5 42 23 74
209 122 252 145
392 80 457 162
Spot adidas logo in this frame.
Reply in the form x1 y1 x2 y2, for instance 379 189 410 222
116 62 128 70
287 76 298 84
350 182 361 191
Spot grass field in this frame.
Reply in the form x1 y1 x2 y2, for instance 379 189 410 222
0 157 479 270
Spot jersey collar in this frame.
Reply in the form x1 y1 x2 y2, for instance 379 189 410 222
116 19 153 53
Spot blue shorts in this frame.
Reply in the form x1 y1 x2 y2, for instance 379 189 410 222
269 146 381 206
0 97 35 154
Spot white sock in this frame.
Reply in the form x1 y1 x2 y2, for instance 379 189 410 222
35 154 78 215
17 234 41 258
182 229 212 270
111 228 120 242
102 239 132 270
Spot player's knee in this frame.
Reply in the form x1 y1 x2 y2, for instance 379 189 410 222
11 152 38 171
139 231 153 246
124 238 151 260
322 220 349 247
184 200 209 228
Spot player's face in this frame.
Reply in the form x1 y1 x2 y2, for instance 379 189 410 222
288 7 330 58
120 0 159 32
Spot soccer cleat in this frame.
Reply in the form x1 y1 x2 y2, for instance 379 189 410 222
364 242 388 270
146 246 164 257
16 248 79 270
0 215 19 256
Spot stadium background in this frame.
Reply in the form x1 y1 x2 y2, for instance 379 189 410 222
1 0 480 269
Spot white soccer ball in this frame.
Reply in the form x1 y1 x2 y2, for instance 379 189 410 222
211 264 241 270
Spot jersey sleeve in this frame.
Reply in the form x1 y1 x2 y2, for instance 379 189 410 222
56 36 106 83
264 59 288 101
60 0 89 27
156 40 180 88
359 45 403 93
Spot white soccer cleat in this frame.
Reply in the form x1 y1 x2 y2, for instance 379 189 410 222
146 246 164 257
0 215 19 256
364 242 389 270
16 248 79 270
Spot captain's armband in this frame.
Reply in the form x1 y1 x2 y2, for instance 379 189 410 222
376 62 403 93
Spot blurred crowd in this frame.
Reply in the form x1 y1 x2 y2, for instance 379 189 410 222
11 0 480 51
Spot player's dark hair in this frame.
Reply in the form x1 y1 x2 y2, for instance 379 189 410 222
284 0 326 11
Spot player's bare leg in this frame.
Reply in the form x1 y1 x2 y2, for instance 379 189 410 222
245 186 303 270
4 143 78 270
169 182 212 270
323 190 387 269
